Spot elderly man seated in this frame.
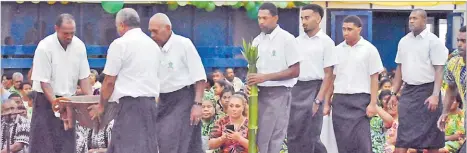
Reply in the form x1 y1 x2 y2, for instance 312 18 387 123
1 99 30 153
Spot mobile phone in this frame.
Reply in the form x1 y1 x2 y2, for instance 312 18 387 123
225 125 235 132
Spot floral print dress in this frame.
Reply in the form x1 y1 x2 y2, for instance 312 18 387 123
444 110 465 152
371 115 385 153
210 116 248 153
384 119 399 153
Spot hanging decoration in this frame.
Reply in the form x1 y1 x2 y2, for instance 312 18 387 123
205 2 216 12
177 1 188 6
168 3 178 11
16 1 24 4
246 3 260 20
47 1 56 5
60 1 69 4
101 1 124 14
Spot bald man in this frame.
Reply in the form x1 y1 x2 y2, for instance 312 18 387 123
389 9 448 153
149 13 205 153
89 8 160 153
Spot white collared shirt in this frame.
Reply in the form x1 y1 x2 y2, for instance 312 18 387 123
333 37 384 94
227 77 244 92
31 33 90 97
103 28 161 102
252 25 301 87
159 32 206 93
296 30 338 81
395 28 448 85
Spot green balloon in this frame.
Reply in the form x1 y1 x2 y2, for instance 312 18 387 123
278 2 288 8
196 1 207 9
101 1 124 14
205 2 215 12
168 3 178 11
245 1 255 11
247 5 259 20
232 2 242 9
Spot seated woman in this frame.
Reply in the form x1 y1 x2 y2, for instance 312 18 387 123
75 120 114 153
370 90 394 153
382 91 399 153
439 95 464 153
217 88 235 116
209 94 249 153
201 94 218 151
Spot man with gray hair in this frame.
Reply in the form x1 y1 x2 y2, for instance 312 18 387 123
389 9 448 153
8 72 23 95
89 8 160 153
29 13 92 153
149 13 205 153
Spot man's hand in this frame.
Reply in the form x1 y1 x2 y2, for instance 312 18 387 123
53 97 71 112
425 95 439 112
1 149 7 153
366 103 377 117
190 104 202 126
60 105 74 131
323 104 331 116
88 104 105 121
247 73 268 86
437 113 449 131
312 103 320 117
388 95 398 110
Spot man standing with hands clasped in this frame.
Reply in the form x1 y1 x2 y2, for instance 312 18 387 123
246 2 301 153
287 4 336 153
330 15 383 153
29 13 92 153
149 13 205 153
89 8 160 153
389 9 448 153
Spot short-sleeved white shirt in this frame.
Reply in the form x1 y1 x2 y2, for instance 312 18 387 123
252 25 301 87
159 32 206 93
103 28 161 102
31 33 90 97
296 30 338 81
395 28 449 85
333 37 384 94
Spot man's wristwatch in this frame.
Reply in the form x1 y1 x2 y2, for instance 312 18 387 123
194 101 202 106
314 99 322 105
390 91 397 96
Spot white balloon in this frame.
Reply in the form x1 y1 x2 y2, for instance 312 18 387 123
214 1 225 6
177 1 188 6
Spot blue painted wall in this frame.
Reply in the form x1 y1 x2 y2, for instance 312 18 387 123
1 2 299 47
372 12 409 71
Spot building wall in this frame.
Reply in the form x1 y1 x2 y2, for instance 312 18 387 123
0 2 299 47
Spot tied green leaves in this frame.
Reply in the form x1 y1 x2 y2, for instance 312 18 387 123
241 39 259 153
241 39 259 70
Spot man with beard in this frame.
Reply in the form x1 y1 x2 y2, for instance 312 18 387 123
29 13 92 153
389 9 448 153
148 13 205 153
287 4 336 153
438 26 466 153
330 15 382 153
246 2 301 153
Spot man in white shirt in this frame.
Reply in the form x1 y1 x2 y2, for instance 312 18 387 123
247 3 301 153
29 13 92 153
330 15 382 153
287 4 336 153
148 13 205 153
89 8 160 153
389 9 448 153
225 68 244 92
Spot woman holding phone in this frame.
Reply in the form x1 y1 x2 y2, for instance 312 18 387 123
208 94 249 153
